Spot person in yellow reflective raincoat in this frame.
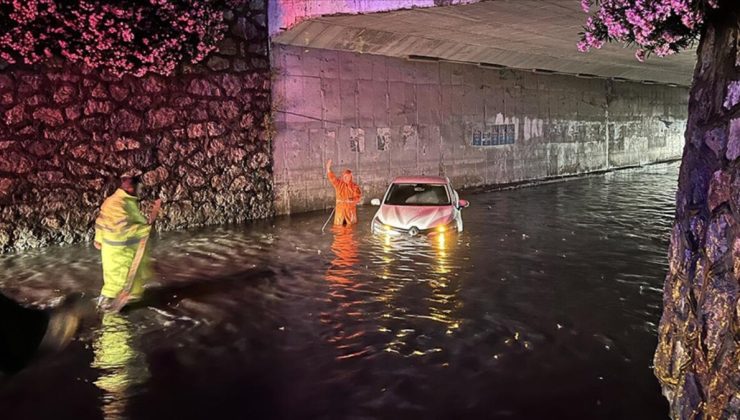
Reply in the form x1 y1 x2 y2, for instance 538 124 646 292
94 176 154 307
326 159 362 226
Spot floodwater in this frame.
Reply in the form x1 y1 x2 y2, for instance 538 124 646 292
0 163 678 419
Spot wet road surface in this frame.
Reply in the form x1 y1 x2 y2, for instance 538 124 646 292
0 163 678 419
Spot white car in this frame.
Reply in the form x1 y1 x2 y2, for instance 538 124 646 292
370 176 469 237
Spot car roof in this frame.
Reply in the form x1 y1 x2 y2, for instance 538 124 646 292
391 176 448 185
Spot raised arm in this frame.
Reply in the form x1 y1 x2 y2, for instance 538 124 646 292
326 159 340 187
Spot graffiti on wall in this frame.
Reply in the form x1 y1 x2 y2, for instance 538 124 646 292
377 127 391 151
350 127 365 152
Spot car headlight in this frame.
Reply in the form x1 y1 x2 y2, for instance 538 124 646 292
436 219 458 233
372 218 387 233
373 219 402 236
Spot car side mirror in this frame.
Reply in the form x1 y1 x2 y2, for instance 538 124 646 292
457 199 469 209
371 198 381 206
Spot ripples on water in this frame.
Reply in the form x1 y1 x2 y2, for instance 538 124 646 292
0 163 678 419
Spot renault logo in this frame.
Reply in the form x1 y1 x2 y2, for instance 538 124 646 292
408 227 419 236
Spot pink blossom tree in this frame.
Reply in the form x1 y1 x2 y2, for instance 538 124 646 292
0 0 240 77
581 1 740 418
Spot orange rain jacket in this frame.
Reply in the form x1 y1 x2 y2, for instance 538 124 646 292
328 170 362 226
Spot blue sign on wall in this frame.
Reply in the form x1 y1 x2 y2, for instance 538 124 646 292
473 124 515 146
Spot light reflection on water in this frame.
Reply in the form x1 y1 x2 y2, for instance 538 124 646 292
0 162 678 419
92 314 149 420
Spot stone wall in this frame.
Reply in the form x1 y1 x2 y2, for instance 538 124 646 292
271 44 688 214
0 1 272 253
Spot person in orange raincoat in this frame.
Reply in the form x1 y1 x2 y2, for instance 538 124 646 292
326 159 362 226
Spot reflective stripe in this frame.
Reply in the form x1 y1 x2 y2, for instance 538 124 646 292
102 237 144 247
96 223 138 234
97 218 128 227
96 227 132 237
95 223 119 233
113 218 128 226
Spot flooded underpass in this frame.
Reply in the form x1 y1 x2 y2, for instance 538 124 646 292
0 162 678 419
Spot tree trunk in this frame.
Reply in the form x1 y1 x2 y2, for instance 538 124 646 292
654 7 740 419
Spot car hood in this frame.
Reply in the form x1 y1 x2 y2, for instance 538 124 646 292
377 205 453 230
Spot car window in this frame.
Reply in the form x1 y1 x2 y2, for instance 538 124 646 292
384 183 451 206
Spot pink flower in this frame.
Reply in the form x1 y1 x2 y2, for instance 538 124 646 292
579 0 719 61
121 28 134 42
0 0 234 77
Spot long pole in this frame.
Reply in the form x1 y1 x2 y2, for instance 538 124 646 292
321 208 335 234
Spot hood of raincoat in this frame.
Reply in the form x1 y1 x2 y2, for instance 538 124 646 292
342 169 353 183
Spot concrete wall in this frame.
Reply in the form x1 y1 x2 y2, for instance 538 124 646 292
0 2 272 253
271 44 688 214
267 0 480 35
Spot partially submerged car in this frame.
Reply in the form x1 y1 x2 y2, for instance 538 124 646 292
370 176 469 237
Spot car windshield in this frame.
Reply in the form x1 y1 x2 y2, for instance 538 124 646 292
384 183 450 206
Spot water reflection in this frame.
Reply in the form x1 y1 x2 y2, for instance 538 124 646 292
0 163 680 419
429 233 461 336
371 232 464 358
323 225 369 360
92 314 149 420
325 225 360 285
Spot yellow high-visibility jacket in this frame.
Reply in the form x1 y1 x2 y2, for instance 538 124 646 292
95 189 152 299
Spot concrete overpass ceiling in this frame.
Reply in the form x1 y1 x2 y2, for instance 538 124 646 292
272 0 697 86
